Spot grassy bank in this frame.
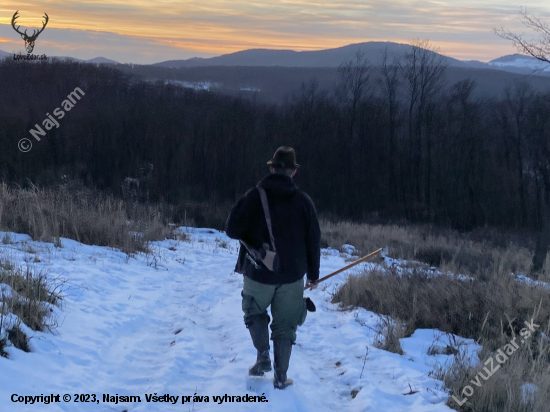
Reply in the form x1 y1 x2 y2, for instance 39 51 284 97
328 221 550 411
0 182 174 254
320 220 547 279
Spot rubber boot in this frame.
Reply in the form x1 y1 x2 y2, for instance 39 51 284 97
273 339 294 389
247 315 272 376
249 349 271 376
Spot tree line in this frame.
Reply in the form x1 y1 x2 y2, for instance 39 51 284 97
0 48 549 270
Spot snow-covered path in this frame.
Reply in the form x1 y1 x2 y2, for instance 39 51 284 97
0 228 468 412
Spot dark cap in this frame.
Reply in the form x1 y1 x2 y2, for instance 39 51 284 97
267 146 300 169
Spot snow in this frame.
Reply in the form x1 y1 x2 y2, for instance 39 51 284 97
162 80 219 91
0 228 477 412
521 382 537 404
240 87 262 92
512 273 550 290
488 58 550 72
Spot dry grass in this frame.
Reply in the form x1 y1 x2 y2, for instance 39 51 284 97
0 255 62 353
0 337 7 357
441 347 550 411
437 305 550 412
373 315 405 355
0 256 59 335
330 219 550 411
333 268 550 350
0 269 56 333
0 260 57 305
0 182 174 254
320 219 548 279
7 325 30 353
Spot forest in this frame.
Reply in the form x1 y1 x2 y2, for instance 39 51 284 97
1 46 549 269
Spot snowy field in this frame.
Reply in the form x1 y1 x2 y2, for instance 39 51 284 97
0 228 479 412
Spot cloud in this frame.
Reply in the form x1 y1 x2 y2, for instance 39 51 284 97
0 0 549 63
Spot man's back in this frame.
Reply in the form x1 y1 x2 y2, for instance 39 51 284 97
226 173 320 285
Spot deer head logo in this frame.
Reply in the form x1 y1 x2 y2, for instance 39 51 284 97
11 11 49 54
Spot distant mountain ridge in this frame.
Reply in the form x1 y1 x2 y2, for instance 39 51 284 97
151 43 550 77
489 54 537 63
85 57 119 64
154 42 470 69
487 53 550 72
1 43 550 76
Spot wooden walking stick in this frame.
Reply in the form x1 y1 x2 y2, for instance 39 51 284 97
305 248 386 290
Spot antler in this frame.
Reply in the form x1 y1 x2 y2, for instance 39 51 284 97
11 10 26 37
11 11 49 39
33 12 49 38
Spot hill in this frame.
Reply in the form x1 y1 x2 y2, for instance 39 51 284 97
154 41 468 68
488 53 550 73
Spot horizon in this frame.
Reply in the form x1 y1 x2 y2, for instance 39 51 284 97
0 2 549 64
0 41 538 66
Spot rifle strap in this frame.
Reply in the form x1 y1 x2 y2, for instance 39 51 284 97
257 186 277 253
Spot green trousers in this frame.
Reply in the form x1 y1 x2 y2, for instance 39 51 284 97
242 276 308 343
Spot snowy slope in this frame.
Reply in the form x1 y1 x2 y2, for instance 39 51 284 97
488 54 550 72
0 228 478 412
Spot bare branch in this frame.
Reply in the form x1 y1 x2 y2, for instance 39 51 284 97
494 8 550 64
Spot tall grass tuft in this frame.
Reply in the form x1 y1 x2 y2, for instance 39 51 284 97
0 181 174 254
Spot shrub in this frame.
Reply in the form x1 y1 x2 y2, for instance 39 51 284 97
7 325 30 353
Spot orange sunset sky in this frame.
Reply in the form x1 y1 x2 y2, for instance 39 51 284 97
0 1 549 64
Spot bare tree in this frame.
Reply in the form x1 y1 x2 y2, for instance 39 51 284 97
290 77 328 166
527 95 550 275
335 50 371 188
495 8 550 64
504 83 533 226
379 47 401 205
399 39 448 218
336 50 371 140
496 10 550 275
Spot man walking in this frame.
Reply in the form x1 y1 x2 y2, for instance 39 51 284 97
225 147 321 389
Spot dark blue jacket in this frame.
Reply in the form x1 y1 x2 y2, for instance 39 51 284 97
225 174 321 285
